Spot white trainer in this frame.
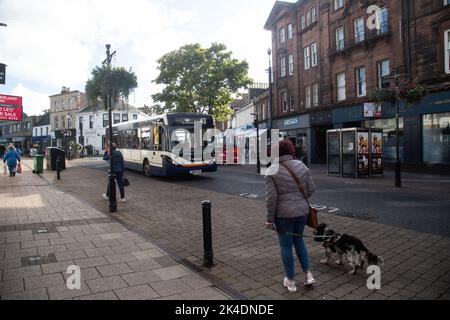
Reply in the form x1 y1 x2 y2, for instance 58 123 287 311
283 277 297 293
304 271 316 287
119 198 127 203
102 194 108 201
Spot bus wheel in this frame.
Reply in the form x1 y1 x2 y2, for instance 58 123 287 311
144 160 152 177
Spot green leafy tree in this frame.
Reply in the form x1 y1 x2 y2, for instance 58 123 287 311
152 43 253 122
86 66 138 109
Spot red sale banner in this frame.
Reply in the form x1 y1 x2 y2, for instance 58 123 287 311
0 94 23 122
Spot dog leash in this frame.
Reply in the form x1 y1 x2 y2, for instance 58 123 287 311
270 228 333 240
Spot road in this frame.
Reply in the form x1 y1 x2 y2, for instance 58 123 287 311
74 158 450 238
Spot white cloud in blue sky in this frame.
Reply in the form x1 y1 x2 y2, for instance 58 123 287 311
0 0 281 116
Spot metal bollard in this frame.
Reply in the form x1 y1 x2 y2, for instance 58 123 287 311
56 156 61 180
202 201 214 268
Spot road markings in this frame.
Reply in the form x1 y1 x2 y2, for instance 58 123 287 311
311 205 340 214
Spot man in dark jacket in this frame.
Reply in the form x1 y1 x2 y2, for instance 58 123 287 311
102 142 126 203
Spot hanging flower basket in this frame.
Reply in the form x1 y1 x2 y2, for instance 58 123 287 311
399 84 428 106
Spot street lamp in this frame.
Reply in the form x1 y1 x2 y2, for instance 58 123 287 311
104 44 117 213
267 48 273 132
251 112 261 174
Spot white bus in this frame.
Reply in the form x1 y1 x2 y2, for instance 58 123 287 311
109 113 218 177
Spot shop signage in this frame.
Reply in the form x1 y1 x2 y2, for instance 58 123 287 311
0 94 23 122
364 103 382 118
284 117 299 127
12 137 25 142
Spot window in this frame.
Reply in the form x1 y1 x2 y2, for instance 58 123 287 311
305 85 312 109
304 46 311 70
378 60 390 88
301 15 306 30
103 114 109 128
311 43 318 67
89 115 94 129
378 8 389 34
356 67 367 97
311 6 317 23
355 17 365 42
281 57 287 77
40 128 43 136
289 91 295 111
288 24 293 39
46 127 49 136
114 113 121 124
306 10 312 26
337 72 346 101
445 0 450 6
122 114 129 122
34 128 38 136
67 116 71 129
280 27 286 44
336 27 345 50
79 117 83 131
133 114 138 120
62 117 65 129
313 83 319 107
55 116 59 130
281 92 288 112
334 0 344 10
423 113 450 164
288 55 294 75
445 30 450 74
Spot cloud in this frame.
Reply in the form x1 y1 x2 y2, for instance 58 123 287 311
11 83 50 116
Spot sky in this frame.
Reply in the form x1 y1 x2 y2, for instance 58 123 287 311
0 0 285 116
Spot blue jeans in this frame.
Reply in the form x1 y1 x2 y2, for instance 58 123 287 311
275 216 310 280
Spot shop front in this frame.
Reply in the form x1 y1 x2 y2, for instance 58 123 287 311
310 111 333 164
273 115 310 164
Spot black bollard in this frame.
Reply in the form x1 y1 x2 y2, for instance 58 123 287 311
202 201 214 268
56 156 61 180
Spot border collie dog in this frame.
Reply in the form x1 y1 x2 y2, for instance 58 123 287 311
314 223 384 275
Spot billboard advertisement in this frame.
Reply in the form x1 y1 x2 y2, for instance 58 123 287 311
371 131 384 175
0 94 23 122
357 131 370 176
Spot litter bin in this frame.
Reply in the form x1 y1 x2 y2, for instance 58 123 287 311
45 147 66 171
33 155 44 174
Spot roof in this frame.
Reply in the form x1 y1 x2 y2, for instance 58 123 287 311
78 101 139 114
264 1 296 30
35 113 50 127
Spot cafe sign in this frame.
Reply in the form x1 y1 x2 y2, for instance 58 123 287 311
0 94 23 122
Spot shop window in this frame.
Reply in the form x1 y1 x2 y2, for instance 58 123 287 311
365 118 404 162
423 113 450 164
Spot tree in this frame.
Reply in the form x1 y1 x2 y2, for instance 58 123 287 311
152 43 253 122
85 65 138 109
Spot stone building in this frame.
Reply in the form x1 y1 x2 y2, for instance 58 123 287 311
259 0 450 167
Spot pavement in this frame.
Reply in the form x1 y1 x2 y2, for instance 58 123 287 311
0 160 231 300
28 157 450 301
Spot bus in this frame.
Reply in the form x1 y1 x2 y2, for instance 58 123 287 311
109 113 218 177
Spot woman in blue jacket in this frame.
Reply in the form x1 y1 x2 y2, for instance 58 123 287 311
3 144 21 177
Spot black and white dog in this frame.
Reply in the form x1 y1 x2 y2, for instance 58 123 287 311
314 223 384 275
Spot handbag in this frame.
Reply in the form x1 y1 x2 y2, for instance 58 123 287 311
280 162 319 229
17 162 22 174
123 176 130 187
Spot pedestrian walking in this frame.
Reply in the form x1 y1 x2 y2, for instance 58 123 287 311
0 144 6 175
3 144 21 177
102 142 126 203
264 139 317 293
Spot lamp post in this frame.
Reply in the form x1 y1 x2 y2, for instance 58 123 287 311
267 48 273 132
251 112 261 174
104 44 117 213
394 74 402 188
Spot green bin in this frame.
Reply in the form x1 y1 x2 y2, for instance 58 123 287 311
33 155 44 174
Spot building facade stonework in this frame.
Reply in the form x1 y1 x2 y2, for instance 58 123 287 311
262 0 450 166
